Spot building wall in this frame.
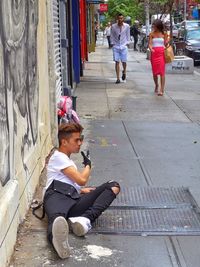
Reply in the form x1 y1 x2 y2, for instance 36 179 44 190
80 0 88 66
72 0 81 85
0 1 55 266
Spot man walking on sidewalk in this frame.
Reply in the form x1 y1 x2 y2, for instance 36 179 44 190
130 20 140 51
110 13 130 84
43 123 120 259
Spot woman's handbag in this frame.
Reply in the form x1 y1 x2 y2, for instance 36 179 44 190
164 45 174 64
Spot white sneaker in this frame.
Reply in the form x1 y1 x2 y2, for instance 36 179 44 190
52 216 70 259
68 216 92 237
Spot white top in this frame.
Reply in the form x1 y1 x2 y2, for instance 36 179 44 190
104 26 111 36
152 37 165 48
45 150 81 193
110 22 130 49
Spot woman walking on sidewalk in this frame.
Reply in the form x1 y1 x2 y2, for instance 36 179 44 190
148 19 168 96
104 22 112 48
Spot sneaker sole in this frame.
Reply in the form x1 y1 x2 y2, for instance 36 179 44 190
69 221 86 237
52 217 70 259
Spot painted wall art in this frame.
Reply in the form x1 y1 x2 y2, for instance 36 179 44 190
0 0 39 186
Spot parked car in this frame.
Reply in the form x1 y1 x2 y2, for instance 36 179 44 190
178 20 200 38
180 20 200 29
184 28 200 64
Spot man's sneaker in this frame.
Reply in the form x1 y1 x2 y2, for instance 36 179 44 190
115 79 120 84
68 216 92 237
52 216 70 259
122 71 126 81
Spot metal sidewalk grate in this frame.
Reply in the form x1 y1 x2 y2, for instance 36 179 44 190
91 208 200 236
91 187 200 236
111 187 196 209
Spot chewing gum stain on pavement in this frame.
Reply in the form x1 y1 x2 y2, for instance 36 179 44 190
85 245 113 259
72 244 122 263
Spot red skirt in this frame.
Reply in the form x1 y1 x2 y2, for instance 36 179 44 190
151 47 165 76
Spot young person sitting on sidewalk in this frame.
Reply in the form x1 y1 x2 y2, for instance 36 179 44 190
43 123 120 259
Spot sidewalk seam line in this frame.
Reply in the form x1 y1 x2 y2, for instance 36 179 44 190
166 92 193 123
194 70 200 76
121 120 153 186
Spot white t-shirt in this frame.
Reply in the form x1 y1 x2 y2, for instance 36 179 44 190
45 150 81 193
104 26 111 36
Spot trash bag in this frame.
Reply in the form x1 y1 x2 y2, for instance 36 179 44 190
57 96 80 124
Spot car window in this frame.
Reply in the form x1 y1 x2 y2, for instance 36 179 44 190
186 21 200 28
186 29 200 40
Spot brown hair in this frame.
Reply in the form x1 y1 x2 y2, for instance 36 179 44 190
58 123 84 146
152 19 164 34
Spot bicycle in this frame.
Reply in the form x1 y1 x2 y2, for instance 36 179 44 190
138 33 149 53
173 41 186 56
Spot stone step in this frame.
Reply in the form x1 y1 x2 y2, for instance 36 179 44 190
166 56 194 74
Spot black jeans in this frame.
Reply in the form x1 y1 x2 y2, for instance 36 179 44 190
107 36 111 48
44 180 120 242
133 35 138 50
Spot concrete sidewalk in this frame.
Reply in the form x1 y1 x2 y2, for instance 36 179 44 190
10 44 200 267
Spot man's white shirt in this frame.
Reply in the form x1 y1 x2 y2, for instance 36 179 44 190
46 150 81 193
110 23 130 49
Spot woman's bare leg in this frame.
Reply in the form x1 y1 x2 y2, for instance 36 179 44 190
153 75 158 93
160 75 165 94
157 75 165 96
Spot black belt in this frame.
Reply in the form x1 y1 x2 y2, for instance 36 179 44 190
32 180 80 220
46 180 80 199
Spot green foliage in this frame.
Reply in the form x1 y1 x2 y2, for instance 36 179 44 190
105 0 174 26
150 0 174 14
105 0 198 29
106 0 144 25
151 0 168 4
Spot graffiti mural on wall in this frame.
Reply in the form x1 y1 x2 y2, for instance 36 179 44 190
0 0 39 186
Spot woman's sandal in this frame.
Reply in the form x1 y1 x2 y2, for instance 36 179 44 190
157 91 163 96
154 86 158 93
